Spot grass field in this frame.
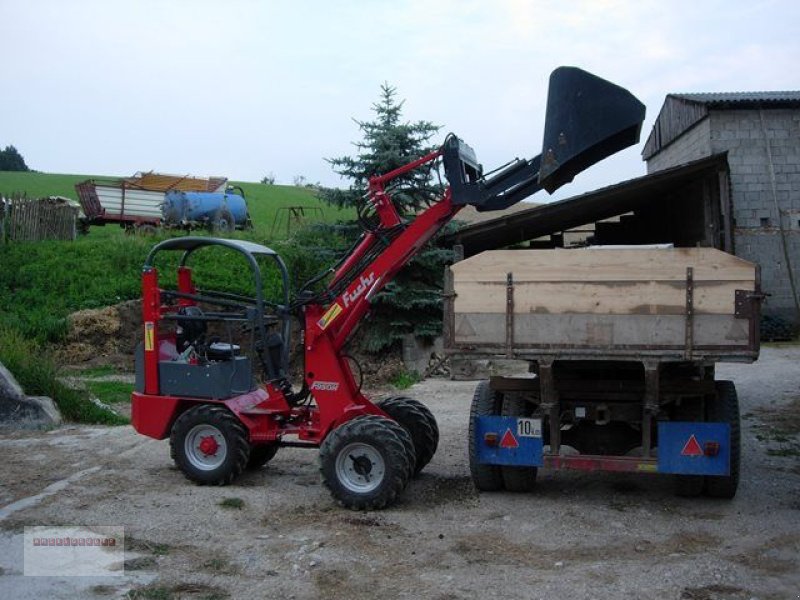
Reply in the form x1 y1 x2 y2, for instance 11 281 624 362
0 170 354 241
0 169 356 424
0 170 356 343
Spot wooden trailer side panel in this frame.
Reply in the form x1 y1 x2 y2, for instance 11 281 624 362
448 248 759 361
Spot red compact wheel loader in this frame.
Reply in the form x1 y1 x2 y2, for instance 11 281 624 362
131 67 646 509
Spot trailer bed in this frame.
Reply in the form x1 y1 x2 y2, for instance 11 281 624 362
444 247 761 363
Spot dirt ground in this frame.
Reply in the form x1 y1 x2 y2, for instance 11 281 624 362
1 346 799 600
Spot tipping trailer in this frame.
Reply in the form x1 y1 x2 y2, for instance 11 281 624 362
445 239 762 499
131 67 649 509
75 172 249 233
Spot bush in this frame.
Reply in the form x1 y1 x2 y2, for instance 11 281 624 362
0 326 127 425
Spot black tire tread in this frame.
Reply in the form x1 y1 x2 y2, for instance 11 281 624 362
704 380 740 499
378 397 438 475
247 444 279 470
319 415 412 510
169 404 250 486
357 414 415 482
468 380 504 491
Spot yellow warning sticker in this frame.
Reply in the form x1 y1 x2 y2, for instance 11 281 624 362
144 322 155 351
317 303 343 330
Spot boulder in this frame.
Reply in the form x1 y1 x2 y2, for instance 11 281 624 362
0 361 62 430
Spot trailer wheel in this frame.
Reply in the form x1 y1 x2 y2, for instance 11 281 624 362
170 404 250 485
319 415 412 510
378 396 439 476
211 209 235 233
500 394 538 492
704 381 740 499
246 444 279 470
135 223 158 236
672 397 705 497
469 380 504 491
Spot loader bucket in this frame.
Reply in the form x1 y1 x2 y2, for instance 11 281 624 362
538 67 646 193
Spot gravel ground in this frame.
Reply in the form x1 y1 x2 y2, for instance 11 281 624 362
1 346 798 599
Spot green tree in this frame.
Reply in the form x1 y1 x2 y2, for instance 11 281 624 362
315 84 452 354
0 145 30 171
320 83 440 214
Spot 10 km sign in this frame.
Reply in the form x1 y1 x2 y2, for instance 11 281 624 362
517 418 542 438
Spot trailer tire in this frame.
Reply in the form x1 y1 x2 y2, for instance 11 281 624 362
469 380 504 492
319 415 412 510
704 381 740 499
135 223 158 236
500 394 538 492
211 209 235 234
246 444 279 470
674 474 705 497
170 404 250 486
378 396 438 476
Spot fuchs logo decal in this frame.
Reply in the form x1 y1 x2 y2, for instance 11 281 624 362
310 381 339 392
342 272 377 308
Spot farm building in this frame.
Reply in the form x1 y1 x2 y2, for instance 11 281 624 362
446 90 800 333
643 91 800 326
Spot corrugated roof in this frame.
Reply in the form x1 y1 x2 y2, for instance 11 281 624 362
444 153 730 256
669 91 800 107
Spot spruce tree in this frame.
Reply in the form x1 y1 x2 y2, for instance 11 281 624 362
315 84 452 354
320 83 440 213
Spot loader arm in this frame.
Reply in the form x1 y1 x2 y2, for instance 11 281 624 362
296 66 645 438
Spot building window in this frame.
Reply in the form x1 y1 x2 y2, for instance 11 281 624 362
760 217 770 227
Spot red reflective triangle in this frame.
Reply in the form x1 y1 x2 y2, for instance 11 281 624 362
681 434 703 457
499 428 519 449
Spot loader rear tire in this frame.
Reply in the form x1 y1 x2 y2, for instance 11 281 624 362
320 415 412 510
500 394 538 492
246 444 279 470
469 380 504 492
704 381 740 499
170 404 250 486
378 396 438 476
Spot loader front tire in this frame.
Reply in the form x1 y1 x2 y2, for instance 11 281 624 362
378 396 439 475
469 380 504 492
170 404 250 486
320 415 412 510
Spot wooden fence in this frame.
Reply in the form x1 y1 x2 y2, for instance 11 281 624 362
0 194 78 242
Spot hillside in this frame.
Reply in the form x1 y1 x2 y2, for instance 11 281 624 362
0 170 354 239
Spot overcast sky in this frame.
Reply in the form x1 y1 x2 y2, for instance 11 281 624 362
2 0 798 201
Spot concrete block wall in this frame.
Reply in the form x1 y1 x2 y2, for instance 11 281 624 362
712 109 800 321
646 107 800 322
735 230 800 321
710 109 800 227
